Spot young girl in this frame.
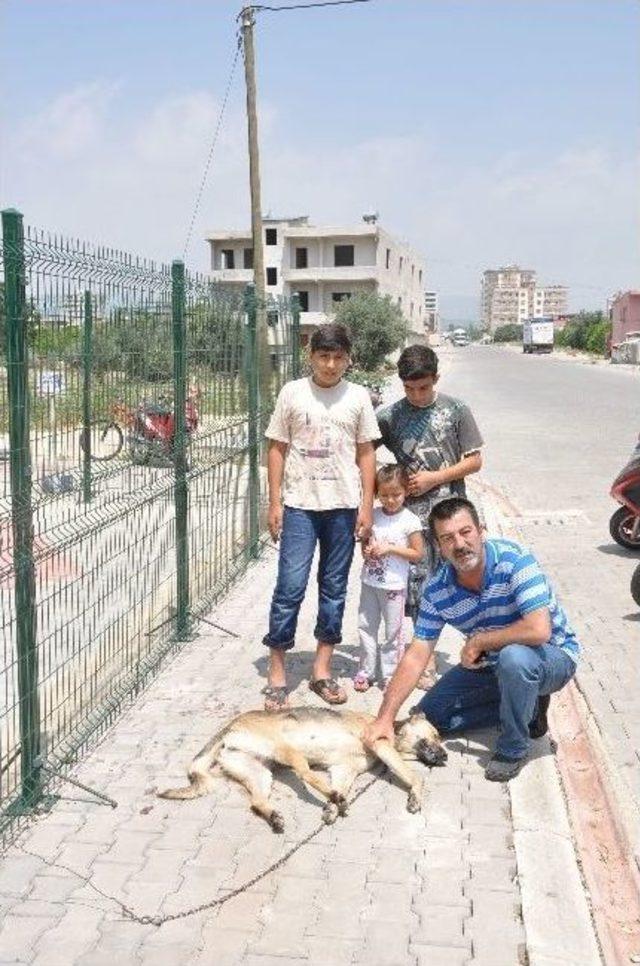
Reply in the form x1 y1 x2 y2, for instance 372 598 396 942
354 464 424 691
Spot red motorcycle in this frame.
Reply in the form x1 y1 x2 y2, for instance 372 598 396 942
80 390 199 465
609 433 640 605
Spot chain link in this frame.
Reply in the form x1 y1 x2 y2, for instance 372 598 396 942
118 773 380 927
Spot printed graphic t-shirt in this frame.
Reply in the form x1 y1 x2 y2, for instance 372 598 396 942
361 505 423 591
376 393 483 525
266 377 380 510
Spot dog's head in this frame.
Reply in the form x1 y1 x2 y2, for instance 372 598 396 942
394 712 448 767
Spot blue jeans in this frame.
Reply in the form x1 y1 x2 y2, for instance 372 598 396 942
417 644 577 759
263 506 357 651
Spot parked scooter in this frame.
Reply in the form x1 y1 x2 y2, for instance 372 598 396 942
610 433 640 550
609 433 640 606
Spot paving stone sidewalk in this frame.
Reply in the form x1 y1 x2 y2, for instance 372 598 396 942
485 481 640 862
0 530 532 966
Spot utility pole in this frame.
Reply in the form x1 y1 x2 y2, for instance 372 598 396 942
240 5 269 394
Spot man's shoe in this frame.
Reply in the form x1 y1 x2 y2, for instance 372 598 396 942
529 694 550 739
485 754 527 782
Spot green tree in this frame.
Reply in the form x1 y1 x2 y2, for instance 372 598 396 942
0 281 42 356
334 292 408 371
556 311 609 355
493 323 523 343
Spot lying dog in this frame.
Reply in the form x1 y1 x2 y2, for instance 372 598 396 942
158 706 447 832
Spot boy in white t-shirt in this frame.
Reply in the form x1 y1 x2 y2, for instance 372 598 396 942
262 323 380 710
354 464 424 691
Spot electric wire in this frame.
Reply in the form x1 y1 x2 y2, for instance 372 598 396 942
253 0 375 13
182 33 243 260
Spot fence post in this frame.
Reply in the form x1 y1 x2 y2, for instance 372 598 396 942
290 292 301 380
81 290 93 503
172 260 190 640
244 284 260 559
2 208 41 806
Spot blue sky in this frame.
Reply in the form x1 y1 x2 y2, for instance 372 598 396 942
2 0 638 319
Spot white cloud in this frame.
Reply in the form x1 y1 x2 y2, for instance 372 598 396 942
14 82 121 160
2 82 637 312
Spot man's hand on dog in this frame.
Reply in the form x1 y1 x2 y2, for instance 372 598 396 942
364 716 395 747
268 504 283 542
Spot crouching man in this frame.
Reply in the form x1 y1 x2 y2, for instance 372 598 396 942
364 497 579 781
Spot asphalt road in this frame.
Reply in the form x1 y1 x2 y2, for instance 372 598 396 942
443 342 640 836
443 343 638 523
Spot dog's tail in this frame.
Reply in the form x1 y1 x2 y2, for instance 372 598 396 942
157 728 228 801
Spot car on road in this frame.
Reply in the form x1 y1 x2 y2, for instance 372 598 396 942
453 333 470 347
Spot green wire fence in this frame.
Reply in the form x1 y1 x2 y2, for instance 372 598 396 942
0 208 300 845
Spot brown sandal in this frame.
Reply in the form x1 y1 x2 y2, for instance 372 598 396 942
262 685 289 711
309 677 347 705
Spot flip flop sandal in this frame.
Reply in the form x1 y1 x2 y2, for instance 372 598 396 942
262 685 289 711
309 677 347 705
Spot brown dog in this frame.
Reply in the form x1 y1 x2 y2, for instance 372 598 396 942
158 705 447 832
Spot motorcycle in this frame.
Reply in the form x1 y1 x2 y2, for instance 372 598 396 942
80 389 199 466
609 433 640 606
610 433 640 550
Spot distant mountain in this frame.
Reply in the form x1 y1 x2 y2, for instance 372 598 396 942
439 294 479 329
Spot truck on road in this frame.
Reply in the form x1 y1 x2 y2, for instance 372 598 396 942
523 318 554 354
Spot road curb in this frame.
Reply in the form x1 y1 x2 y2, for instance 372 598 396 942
470 480 603 964
472 477 640 964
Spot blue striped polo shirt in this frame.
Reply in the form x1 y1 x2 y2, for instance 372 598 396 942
414 537 580 663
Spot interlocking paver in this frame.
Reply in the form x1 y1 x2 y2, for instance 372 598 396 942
0 854 46 897
360 920 413 965
410 903 470 950
0 912 52 963
412 947 469 966
30 906 105 965
0 459 582 965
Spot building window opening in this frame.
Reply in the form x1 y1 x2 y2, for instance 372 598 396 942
332 292 351 303
221 249 235 269
297 290 309 312
243 248 253 269
266 267 278 286
295 247 308 269
334 245 354 267
265 228 278 246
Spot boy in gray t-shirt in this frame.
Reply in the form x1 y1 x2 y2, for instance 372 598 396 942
376 344 483 686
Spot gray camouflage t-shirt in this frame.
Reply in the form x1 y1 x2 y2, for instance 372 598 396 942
376 392 483 615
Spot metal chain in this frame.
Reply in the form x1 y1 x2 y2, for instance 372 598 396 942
120 772 380 926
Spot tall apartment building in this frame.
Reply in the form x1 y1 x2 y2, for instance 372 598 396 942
481 265 568 332
207 215 426 339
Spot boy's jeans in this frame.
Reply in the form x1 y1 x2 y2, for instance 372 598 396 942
263 506 357 651
416 643 576 759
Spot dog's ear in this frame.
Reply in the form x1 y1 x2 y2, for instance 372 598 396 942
409 711 427 722
393 719 406 734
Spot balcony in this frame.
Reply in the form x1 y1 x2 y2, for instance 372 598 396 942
299 311 329 329
283 265 378 284
211 268 253 284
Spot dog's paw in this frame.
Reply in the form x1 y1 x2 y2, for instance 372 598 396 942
322 802 339 825
269 811 285 834
329 791 348 816
406 791 421 814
